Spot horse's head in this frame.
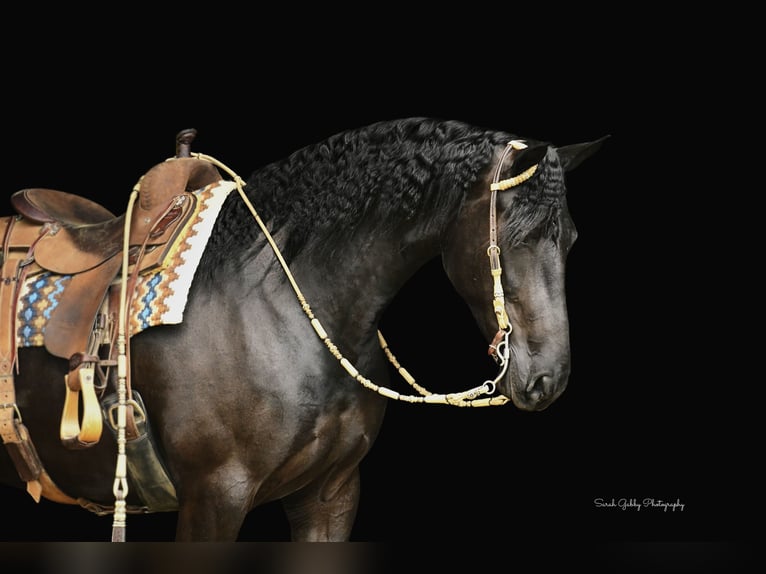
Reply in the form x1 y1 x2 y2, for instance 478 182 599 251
442 136 606 411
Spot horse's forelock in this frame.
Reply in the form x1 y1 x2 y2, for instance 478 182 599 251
501 148 568 246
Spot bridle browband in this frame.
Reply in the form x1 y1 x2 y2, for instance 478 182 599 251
186 142 538 407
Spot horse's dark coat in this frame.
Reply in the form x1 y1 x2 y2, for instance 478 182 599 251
0 117 605 541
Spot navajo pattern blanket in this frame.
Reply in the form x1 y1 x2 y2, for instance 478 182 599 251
16 180 236 347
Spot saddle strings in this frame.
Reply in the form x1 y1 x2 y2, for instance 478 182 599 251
191 151 536 407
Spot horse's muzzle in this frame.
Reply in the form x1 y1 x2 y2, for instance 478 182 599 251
506 367 569 411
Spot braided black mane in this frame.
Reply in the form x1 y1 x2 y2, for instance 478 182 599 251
202 118 503 260
199 117 564 277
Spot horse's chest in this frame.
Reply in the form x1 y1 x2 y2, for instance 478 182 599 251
256 401 376 501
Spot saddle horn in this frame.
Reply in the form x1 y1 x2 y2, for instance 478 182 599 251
137 129 219 213
175 128 197 158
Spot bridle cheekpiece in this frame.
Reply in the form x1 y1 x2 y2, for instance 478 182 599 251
486 140 539 359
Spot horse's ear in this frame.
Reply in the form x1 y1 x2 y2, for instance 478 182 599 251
557 135 610 172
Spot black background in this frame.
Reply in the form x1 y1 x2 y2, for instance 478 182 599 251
0 8 754 572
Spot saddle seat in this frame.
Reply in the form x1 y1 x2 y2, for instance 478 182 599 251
11 188 123 274
12 188 116 224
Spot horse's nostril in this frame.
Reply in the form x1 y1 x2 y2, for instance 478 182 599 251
526 373 555 401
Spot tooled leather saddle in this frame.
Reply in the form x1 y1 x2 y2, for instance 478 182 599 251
0 130 221 505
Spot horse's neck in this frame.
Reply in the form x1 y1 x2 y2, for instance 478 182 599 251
289 225 443 344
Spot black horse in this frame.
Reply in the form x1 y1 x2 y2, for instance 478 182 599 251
0 117 605 541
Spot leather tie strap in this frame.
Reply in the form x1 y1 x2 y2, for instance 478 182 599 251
0 216 79 504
